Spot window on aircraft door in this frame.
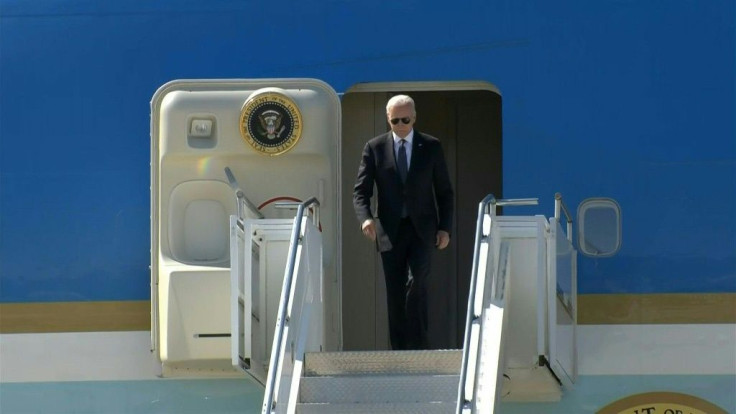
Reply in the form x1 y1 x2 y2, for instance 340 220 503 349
577 198 622 257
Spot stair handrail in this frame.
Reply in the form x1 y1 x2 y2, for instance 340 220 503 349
224 166 264 220
457 194 495 413
262 197 320 414
457 194 538 413
554 192 573 242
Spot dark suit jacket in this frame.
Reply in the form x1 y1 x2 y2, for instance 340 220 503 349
353 131 454 251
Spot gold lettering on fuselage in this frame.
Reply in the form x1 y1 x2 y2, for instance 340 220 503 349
597 392 728 414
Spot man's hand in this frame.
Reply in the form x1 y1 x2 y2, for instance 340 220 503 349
436 230 450 250
361 219 376 241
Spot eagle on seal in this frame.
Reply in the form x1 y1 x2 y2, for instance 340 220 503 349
258 109 286 140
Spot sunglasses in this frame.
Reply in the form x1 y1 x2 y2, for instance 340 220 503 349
390 117 412 125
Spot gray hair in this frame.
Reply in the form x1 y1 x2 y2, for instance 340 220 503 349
386 94 416 116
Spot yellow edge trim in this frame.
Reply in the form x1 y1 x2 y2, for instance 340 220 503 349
1 293 734 333
0 301 150 333
578 293 736 325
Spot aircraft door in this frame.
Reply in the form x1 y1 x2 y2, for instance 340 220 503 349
340 85 503 350
151 78 341 376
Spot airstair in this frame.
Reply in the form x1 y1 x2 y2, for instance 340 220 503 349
231 192 578 413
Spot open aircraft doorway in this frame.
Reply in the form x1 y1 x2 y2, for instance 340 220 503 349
340 82 503 350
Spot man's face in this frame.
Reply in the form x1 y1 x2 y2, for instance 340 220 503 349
387 104 415 138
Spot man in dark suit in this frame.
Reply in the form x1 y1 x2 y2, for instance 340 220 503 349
353 94 454 350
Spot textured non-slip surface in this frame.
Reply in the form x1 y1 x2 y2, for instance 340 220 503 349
304 349 462 376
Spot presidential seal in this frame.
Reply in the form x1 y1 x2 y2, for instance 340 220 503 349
239 91 303 156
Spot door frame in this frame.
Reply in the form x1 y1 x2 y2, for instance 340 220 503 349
340 80 503 350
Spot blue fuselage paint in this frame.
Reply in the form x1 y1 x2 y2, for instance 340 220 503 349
1 0 734 302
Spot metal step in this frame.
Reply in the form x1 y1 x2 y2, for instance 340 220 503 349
295 401 456 414
304 349 462 376
299 374 460 404
298 349 461 411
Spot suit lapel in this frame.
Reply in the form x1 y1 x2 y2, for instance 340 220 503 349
382 132 401 183
406 131 425 184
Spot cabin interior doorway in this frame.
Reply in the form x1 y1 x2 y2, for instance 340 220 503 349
340 82 503 350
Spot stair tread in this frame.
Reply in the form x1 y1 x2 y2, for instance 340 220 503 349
304 349 462 376
299 374 460 404
295 401 456 414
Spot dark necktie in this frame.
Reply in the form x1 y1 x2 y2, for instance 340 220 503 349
397 139 408 217
397 139 408 183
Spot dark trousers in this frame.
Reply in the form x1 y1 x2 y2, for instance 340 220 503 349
380 218 432 350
